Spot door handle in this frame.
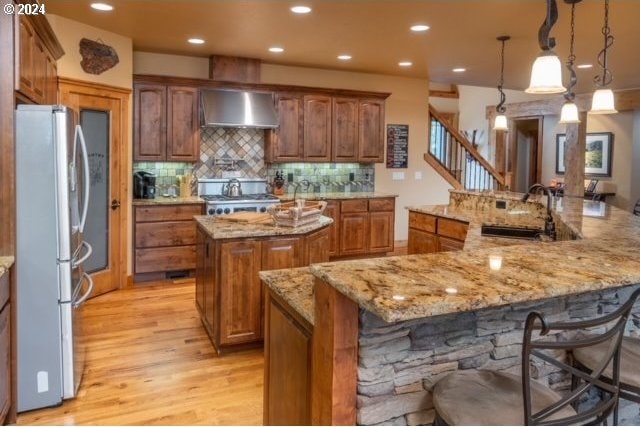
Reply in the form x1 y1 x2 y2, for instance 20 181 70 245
111 199 121 210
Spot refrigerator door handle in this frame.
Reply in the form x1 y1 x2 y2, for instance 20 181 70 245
73 272 94 308
75 125 91 234
72 241 93 268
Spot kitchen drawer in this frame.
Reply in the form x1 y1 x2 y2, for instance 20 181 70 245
136 221 196 248
369 198 394 212
438 236 465 252
135 204 202 222
437 218 469 241
135 245 196 274
340 199 368 213
0 270 8 311
408 211 437 233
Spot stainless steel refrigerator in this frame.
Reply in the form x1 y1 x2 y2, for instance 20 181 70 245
16 105 94 412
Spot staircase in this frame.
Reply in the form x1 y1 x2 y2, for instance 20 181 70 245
425 104 505 191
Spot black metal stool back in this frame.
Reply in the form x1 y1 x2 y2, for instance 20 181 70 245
521 288 640 425
634 199 640 216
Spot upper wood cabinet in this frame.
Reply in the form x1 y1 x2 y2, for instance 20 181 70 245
16 16 61 105
134 83 199 162
266 91 388 164
332 97 359 162
303 95 332 161
358 99 385 163
266 93 304 162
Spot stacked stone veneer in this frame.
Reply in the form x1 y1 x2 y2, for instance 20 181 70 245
356 284 640 426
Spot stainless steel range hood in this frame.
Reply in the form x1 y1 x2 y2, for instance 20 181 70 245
200 89 278 129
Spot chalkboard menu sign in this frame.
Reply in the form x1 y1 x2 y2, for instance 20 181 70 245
386 124 409 168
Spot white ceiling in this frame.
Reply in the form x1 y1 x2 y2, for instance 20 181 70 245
46 0 640 94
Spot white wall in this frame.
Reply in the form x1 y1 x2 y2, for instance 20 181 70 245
541 112 636 210
457 85 547 159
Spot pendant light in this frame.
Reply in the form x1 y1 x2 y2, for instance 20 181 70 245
526 0 566 94
493 36 510 131
590 0 617 114
559 0 581 124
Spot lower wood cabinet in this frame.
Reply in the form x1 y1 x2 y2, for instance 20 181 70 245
338 197 395 257
196 226 329 353
264 291 312 426
133 203 203 280
0 270 10 425
407 211 468 254
323 200 340 257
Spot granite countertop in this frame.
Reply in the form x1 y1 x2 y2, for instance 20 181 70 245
133 196 204 206
309 193 640 323
195 215 333 240
260 267 315 325
278 192 398 201
0 256 14 277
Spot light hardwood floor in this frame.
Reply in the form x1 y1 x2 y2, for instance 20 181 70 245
17 281 264 425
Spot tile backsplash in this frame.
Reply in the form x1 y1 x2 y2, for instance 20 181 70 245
193 127 266 179
266 163 375 194
134 127 376 196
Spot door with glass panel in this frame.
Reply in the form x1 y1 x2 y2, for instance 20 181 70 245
59 82 129 297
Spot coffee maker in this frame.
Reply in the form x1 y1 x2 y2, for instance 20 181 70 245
133 171 156 199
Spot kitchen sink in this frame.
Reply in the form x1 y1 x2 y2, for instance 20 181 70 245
480 224 544 240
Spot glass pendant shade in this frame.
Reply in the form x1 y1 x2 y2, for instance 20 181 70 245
590 89 617 114
559 102 580 124
525 52 566 94
493 114 508 131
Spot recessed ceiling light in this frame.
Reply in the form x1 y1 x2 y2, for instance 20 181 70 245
269 46 285 53
398 61 413 67
410 24 430 32
577 64 593 69
291 5 312 14
90 2 113 11
337 55 352 61
452 68 466 73
188 38 205 45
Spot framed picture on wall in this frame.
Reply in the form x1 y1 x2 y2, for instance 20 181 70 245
555 132 614 177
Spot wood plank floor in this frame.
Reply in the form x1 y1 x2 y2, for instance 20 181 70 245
17 281 264 425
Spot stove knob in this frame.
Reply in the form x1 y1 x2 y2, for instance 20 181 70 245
260 207 267 213
208 208 215 215
224 208 231 214
216 208 223 215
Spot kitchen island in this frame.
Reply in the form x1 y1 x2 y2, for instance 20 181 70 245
260 191 640 425
194 215 332 354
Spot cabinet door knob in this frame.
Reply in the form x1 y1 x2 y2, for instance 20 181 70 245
110 199 121 210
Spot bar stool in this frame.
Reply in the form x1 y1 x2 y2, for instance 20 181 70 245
633 199 640 216
432 288 640 426
572 335 640 425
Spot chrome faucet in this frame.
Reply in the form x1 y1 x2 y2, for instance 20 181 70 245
522 183 556 240
293 179 310 200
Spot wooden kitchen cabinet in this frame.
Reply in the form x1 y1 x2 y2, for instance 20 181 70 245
196 224 330 353
407 211 468 254
133 203 203 280
266 90 388 164
261 238 303 271
266 93 304 162
303 95 332 161
133 83 199 162
332 97 359 162
219 240 263 345
338 197 395 257
358 99 385 163
264 291 312 426
323 200 340 257
16 15 61 105
0 269 10 425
